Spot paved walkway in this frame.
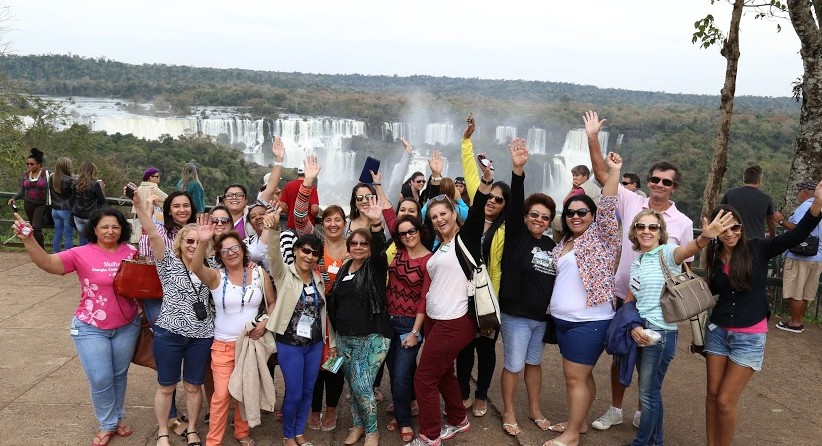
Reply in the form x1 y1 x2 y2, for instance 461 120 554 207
1 251 820 446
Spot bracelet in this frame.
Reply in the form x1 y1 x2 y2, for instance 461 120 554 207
272 161 283 166
778 220 785 226
411 329 420 336
695 236 706 250
480 177 494 185
371 182 381 186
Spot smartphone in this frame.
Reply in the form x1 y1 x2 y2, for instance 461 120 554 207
217 195 224 205
466 112 474 124
477 154 495 171
10 203 18 213
400 332 422 343
124 183 136 199
359 156 381 184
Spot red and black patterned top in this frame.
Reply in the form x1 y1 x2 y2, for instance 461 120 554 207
387 249 432 317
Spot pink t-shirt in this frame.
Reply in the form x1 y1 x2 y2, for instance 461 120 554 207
58 243 138 329
615 185 694 299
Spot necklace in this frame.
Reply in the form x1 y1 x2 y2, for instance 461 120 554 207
221 267 248 314
484 219 493 224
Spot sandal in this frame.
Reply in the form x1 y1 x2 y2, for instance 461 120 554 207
238 438 256 446
321 414 337 431
529 417 550 431
502 423 521 436
295 434 314 446
307 413 323 430
92 431 114 446
400 428 414 443
473 400 488 417
155 434 170 446
115 423 133 437
169 418 189 436
186 430 202 446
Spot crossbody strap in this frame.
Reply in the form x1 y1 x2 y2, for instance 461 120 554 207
455 234 479 269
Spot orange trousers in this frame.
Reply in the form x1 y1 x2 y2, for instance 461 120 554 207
206 340 250 446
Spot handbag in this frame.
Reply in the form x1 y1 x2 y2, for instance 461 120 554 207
455 235 501 331
658 251 717 323
42 170 54 228
132 307 157 369
113 252 163 300
789 235 819 256
542 312 558 345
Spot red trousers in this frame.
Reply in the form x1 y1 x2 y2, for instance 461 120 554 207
414 314 477 440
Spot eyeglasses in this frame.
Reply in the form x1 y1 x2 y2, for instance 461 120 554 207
527 211 552 222
299 246 320 257
349 240 369 247
634 223 661 232
219 244 241 255
355 194 375 202
183 238 197 245
212 217 231 224
726 223 743 234
565 208 592 218
649 176 674 187
150 174 160 178
398 228 419 238
414 179 426 184
621 181 633 186
224 192 246 199
489 194 505 204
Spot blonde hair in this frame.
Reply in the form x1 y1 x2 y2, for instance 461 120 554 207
181 163 200 191
52 157 73 194
172 224 199 259
627 209 669 251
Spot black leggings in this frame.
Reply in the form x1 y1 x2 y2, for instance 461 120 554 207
24 202 46 248
311 369 345 412
456 335 497 400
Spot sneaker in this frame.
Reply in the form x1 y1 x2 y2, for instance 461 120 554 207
440 417 471 440
776 321 804 333
632 410 641 429
591 406 623 430
405 433 441 446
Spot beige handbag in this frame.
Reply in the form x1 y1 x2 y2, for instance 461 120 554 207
658 251 717 323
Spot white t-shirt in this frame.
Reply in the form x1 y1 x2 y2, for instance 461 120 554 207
211 268 264 341
551 251 615 322
425 240 469 320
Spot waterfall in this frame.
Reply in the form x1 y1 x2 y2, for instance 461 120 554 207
424 123 454 145
495 126 517 144
403 151 449 182
526 128 547 154
271 117 365 167
382 122 412 142
542 129 609 203
74 115 199 140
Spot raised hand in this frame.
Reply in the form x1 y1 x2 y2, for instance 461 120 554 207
429 150 443 177
509 137 529 170
478 152 494 179
272 136 285 162
362 195 383 222
700 209 737 239
303 154 321 181
12 212 32 240
463 114 476 139
606 151 623 171
583 110 606 138
263 204 282 229
196 213 216 241
400 136 413 154
370 169 382 184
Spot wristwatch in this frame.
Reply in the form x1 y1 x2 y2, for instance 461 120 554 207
411 329 420 337
480 177 494 185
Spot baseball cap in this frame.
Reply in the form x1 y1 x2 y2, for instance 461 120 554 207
798 180 817 191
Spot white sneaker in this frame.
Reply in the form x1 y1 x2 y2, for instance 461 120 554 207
440 417 471 440
633 410 641 429
591 406 623 430
405 433 441 446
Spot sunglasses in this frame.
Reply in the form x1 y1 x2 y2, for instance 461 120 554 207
219 244 241 255
621 181 633 186
212 217 231 224
414 179 426 184
349 240 369 247
726 223 743 234
634 222 661 232
426 194 452 208
488 194 505 204
224 192 246 199
649 176 675 187
183 238 198 245
25 162 36 166
150 174 160 178
398 228 419 238
527 211 551 222
355 194 375 202
299 246 320 257
565 208 592 218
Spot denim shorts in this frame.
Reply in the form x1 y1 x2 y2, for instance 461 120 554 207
500 313 546 372
554 317 611 366
152 325 214 386
704 324 766 371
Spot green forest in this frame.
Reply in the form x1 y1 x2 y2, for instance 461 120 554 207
0 54 802 220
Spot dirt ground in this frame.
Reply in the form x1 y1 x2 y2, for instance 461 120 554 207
0 251 820 446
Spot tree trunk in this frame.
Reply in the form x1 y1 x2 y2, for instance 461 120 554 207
786 0 822 212
700 0 744 220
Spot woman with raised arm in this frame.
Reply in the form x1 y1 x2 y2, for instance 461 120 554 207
622 208 733 446
384 137 415 205
264 207 335 446
456 115 508 417
190 218 275 446
498 139 557 436
131 189 215 446
543 152 622 446
702 180 822 446
13 208 139 446
401 171 427 207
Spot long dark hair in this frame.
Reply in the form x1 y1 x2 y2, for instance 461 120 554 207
560 195 598 241
163 191 197 236
349 183 377 220
705 205 752 292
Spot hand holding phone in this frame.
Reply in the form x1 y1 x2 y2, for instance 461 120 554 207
124 183 136 199
477 154 495 171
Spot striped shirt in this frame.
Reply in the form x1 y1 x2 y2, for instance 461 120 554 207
630 243 680 331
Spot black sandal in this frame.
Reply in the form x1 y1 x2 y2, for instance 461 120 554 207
156 434 170 446
186 430 202 446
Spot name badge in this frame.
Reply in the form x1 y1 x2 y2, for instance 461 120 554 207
243 287 254 302
304 286 315 295
342 273 355 282
297 314 315 338
327 264 340 275
630 276 641 292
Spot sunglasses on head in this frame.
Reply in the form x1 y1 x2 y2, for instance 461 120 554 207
426 194 452 207
183 238 198 245
649 176 674 187
565 208 592 218
212 217 231 224
488 194 505 204
355 194 375 202
349 240 369 248
726 223 743 233
455 181 465 186
527 211 551 222
299 246 320 257
219 244 241 255
398 227 419 238
634 222 661 232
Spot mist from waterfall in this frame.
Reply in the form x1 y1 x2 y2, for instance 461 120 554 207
425 123 455 145
526 128 547 154
542 128 608 202
495 126 517 144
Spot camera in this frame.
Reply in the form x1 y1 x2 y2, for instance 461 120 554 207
193 301 208 321
125 183 136 199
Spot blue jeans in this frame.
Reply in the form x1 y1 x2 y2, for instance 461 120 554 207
70 316 141 431
386 315 421 428
277 341 323 439
74 216 90 246
51 209 74 252
632 328 678 446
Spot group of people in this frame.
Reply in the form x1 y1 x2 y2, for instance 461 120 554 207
10 111 822 446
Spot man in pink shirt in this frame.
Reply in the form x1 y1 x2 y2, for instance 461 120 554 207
583 111 694 432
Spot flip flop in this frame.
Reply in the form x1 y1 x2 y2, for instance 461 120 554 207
115 423 133 437
400 428 414 443
91 431 114 446
548 422 587 434
543 440 569 446
530 418 550 431
473 401 488 417
386 419 399 431
502 423 521 436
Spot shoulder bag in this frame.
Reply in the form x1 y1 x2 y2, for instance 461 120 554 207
113 251 163 300
42 170 54 228
788 224 819 256
455 235 500 331
658 251 717 323
131 302 157 370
